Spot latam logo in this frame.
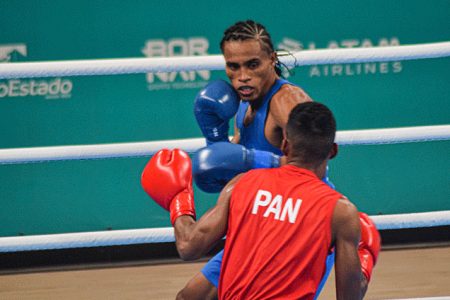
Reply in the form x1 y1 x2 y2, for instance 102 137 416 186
277 37 402 77
0 44 73 100
142 37 210 91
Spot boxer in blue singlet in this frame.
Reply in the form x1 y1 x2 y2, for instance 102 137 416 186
176 20 340 300
176 19 379 300
235 78 286 156
187 80 335 298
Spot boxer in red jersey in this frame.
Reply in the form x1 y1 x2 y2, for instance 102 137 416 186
141 102 380 299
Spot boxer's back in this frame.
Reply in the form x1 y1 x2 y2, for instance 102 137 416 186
218 164 341 299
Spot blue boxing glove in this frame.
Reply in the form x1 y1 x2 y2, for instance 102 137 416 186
194 80 240 145
192 142 280 193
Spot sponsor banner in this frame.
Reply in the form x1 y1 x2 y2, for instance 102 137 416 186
277 37 402 78
142 37 211 90
0 0 448 235
0 78 73 99
0 44 73 100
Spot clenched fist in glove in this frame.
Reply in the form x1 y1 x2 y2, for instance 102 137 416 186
358 212 381 282
141 149 196 225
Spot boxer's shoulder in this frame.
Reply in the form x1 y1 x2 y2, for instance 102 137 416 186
272 84 312 107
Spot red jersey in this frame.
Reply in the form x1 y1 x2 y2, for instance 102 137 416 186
218 165 341 300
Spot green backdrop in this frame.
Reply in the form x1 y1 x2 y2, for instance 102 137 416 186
0 0 449 237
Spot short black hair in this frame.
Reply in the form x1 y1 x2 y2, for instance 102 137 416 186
286 102 336 164
220 20 282 76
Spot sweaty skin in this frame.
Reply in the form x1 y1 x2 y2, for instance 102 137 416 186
222 39 312 148
332 197 363 300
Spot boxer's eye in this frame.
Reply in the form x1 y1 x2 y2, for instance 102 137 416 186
247 60 260 70
226 63 239 71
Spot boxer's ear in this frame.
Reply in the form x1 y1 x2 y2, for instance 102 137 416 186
281 131 289 157
329 143 338 160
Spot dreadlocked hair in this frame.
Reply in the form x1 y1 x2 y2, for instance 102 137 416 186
220 20 282 76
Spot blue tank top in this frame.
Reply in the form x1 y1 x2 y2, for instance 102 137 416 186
235 79 293 156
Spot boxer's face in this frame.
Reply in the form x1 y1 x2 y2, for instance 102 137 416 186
223 39 277 102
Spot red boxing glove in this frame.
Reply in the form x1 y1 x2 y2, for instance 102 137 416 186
141 149 196 225
358 212 381 282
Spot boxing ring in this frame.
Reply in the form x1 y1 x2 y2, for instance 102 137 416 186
0 42 450 253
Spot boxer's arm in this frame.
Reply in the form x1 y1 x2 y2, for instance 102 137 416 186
269 85 312 163
332 197 363 300
270 85 313 128
175 174 243 261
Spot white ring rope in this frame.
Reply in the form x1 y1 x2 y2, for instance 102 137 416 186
1 42 449 253
1 125 449 164
0 211 449 252
0 42 449 79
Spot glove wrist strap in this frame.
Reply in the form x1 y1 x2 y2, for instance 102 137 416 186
170 190 196 225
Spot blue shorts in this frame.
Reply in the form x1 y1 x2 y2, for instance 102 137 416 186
201 171 336 298
201 250 335 299
201 249 223 288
